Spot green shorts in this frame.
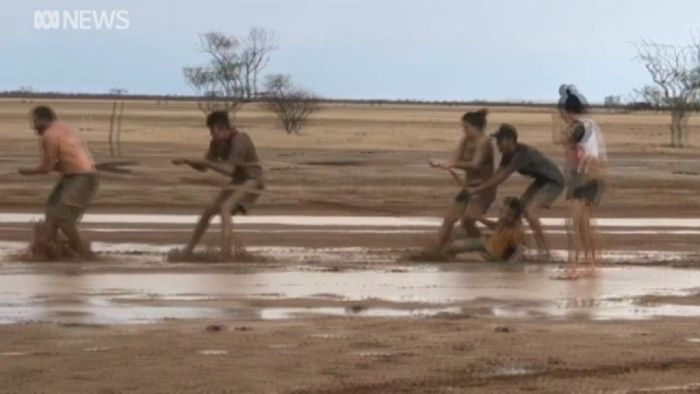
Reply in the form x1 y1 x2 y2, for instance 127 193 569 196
46 173 99 223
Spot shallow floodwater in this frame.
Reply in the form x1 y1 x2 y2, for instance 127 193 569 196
2 213 700 228
1 213 699 324
1 263 700 324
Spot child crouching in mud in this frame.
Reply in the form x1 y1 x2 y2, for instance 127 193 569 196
445 197 525 263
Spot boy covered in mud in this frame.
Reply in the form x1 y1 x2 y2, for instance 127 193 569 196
173 111 263 258
17 106 99 258
445 197 525 263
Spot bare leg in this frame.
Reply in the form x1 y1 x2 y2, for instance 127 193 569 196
40 216 60 244
460 214 482 238
562 201 585 279
524 204 550 260
436 217 458 251
57 220 89 257
184 208 216 255
220 199 237 259
184 190 231 255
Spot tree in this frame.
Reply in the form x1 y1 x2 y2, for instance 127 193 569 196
183 28 276 114
109 88 128 95
241 27 277 99
262 74 320 134
635 37 700 147
603 95 622 107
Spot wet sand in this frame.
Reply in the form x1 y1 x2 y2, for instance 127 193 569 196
2 215 700 391
2 101 700 392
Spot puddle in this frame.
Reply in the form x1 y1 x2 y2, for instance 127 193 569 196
0 265 698 324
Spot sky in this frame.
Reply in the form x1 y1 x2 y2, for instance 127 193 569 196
1 0 699 103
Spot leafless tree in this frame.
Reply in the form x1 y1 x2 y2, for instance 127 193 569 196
262 74 320 134
241 27 277 99
183 32 246 114
635 36 700 147
183 28 276 114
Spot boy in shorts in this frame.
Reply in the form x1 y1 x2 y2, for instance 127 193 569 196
173 111 264 258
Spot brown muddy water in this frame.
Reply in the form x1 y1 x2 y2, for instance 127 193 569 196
1 252 700 324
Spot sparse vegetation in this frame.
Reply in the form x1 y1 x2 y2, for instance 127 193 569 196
183 28 276 115
261 74 320 134
635 36 700 147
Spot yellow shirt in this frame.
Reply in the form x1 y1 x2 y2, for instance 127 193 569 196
485 223 524 259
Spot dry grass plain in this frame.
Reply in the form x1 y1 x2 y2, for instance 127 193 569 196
1 98 699 216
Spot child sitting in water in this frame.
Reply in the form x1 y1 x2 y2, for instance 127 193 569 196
445 197 525 263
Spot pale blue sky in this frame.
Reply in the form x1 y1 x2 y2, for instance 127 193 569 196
1 0 698 102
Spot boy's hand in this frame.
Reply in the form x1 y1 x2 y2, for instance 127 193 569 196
17 168 34 176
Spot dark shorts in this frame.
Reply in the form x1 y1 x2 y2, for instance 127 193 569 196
571 180 605 206
521 179 563 209
46 173 99 223
450 188 495 220
227 178 264 214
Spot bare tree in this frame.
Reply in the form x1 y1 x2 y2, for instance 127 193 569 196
241 27 277 99
183 28 276 114
184 32 246 114
262 74 320 134
635 37 700 147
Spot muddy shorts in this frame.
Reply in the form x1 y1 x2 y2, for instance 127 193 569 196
449 188 496 221
46 173 99 223
571 180 605 206
227 178 264 214
520 179 563 210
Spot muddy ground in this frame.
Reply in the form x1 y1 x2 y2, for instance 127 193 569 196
1 99 700 392
3 317 700 393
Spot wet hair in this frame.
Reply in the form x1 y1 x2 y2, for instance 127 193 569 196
503 196 523 220
558 84 588 114
462 108 488 130
206 111 231 129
